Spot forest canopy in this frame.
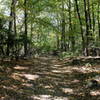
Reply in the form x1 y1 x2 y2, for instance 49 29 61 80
0 0 100 58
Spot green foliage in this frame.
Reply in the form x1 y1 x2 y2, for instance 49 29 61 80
0 0 100 57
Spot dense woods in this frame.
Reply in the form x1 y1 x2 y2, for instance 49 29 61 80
0 0 100 58
0 0 100 100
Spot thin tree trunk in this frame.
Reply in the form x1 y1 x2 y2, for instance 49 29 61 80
6 0 13 56
87 0 93 42
98 0 100 39
13 0 17 54
56 33 60 50
29 21 33 50
74 0 85 53
83 0 90 56
13 0 17 36
87 0 92 30
68 0 75 52
56 18 60 50
61 0 66 51
24 0 28 56
92 1 95 33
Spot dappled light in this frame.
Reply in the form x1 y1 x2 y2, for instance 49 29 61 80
71 79 80 83
14 65 29 70
62 88 73 94
22 83 33 87
0 0 100 99
3 85 17 90
11 73 23 81
23 74 39 80
31 95 52 100
11 73 39 82
52 70 62 73
31 95 69 100
90 90 100 96
52 69 72 74
44 85 53 89
54 64 62 67
0 56 100 99
72 66 100 73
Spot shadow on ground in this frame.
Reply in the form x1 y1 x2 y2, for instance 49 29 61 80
0 56 100 100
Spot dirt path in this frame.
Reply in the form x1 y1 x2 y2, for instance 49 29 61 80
0 56 100 100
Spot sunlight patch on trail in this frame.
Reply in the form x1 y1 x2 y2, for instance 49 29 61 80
44 85 53 89
22 83 33 87
11 73 39 81
23 74 39 80
31 95 52 100
62 88 73 94
11 73 23 81
41 62 48 65
52 70 62 73
52 68 72 73
14 65 29 70
52 70 72 73
3 85 18 90
31 95 69 100
54 64 62 67
90 90 100 96
72 66 100 73
71 79 80 83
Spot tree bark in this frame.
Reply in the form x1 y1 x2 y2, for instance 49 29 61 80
74 0 85 53
68 0 75 52
24 0 28 56
98 0 100 39
6 0 13 56
61 0 66 51
87 0 92 30
83 0 90 56
13 0 17 36
92 1 95 33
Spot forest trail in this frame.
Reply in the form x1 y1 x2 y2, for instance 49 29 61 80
0 56 100 100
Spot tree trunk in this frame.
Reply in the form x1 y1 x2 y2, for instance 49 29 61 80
13 0 17 55
98 0 100 39
87 0 92 30
24 0 28 56
13 0 17 36
69 0 75 52
83 0 90 56
61 0 66 51
92 1 95 33
74 0 85 53
6 0 13 56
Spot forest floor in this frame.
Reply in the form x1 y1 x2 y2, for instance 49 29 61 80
0 56 100 100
